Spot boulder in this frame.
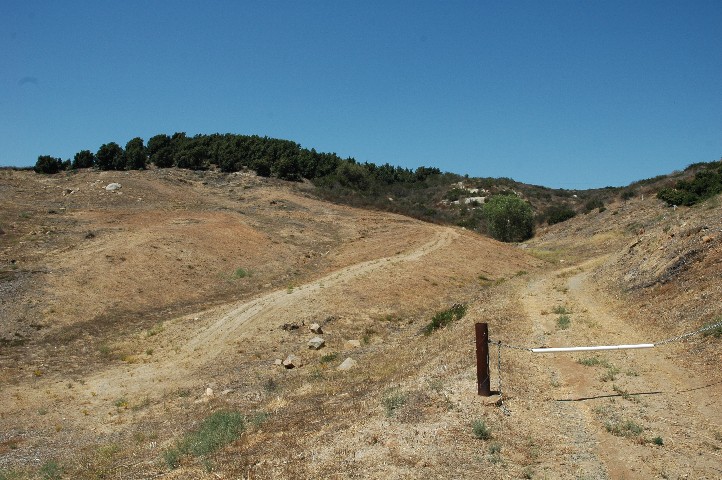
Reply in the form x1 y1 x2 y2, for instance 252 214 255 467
105 183 122 191
308 336 325 350
337 357 357 371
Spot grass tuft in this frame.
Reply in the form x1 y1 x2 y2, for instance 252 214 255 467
164 411 245 469
382 389 407 417
423 303 467 335
556 314 571 330
472 419 492 440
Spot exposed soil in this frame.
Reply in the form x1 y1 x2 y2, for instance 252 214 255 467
0 168 719 479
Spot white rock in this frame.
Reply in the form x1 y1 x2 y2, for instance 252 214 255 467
309 323 323 334
308 336 325 350
274 359 283 366
205 387 214 397
105 183 122 191
345 340 361 349
283 354 301 369
337 357 357 371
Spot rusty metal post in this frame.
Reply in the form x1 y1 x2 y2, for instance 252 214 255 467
476 323 491 396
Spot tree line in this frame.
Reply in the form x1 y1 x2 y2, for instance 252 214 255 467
35 132 443 189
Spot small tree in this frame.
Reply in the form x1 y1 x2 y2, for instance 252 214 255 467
124 137 146 170
72 150 95 169
482 194 534 242
96 142 125 170
34 155 64 174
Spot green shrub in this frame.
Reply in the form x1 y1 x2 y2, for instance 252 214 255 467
423 303 467 335
232 268 250 279
657 161 722 206
39 460 62 480
542 204 576 225
556 314 571 330
652 436 664 446
165 411 245 469
472 419 492 440
583 198 604 213
382 389 407 417
605 419 643 437
482 194 534 242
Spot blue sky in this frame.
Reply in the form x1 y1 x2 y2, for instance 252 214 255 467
2 1 720 189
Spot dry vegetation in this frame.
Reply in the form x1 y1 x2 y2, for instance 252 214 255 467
0 168 720 479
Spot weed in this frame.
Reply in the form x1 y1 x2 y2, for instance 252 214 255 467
428 378 444 393
0 468 23 480
605 419 643 438
702 318 722 338
178 388 191 398
320 352 338 363
39 460 62 480
522 466 535 479
472 419 492 440
248 412 269 426
382 389 407 417
147 323 164 337
98 343 113 357
165 411 245 469
612 385 639 402
578 356 609 368
146 348 154 355
362 327 376 344
487 442 503 464
556 314 571 330
264 378 278 392
652 436 664 446
600 366 621 382
552 305 570 315
114 398 128 409
423 303 467 335
232 268 250 279
163 448 182 469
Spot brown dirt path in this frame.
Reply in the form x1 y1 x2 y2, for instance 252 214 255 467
0 226 459 434
519 257 722 479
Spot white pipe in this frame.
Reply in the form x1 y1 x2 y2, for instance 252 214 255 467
531 344 655 353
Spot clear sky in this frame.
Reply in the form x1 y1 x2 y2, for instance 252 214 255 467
2 1 720 189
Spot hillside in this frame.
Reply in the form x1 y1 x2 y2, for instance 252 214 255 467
0 168 720 479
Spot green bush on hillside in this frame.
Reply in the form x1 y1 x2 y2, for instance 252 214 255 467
542 204 576 225
482 194 534 242
657 161 722 206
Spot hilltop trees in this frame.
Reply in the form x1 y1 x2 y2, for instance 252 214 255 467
72 150 95 169
34 155 65 174
124 137 146 170
95 142 125 170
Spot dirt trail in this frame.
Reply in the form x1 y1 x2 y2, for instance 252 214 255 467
2 227 459 427
519 257 722 479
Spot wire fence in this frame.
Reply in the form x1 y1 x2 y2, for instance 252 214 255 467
484 318 722 415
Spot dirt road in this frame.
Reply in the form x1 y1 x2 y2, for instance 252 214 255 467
518 258 722 479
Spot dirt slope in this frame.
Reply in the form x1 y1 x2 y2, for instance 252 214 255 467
0 168 720 479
